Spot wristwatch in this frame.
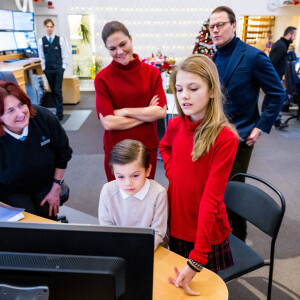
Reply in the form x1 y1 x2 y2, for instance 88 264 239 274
258 129 264 136
53 178 64 185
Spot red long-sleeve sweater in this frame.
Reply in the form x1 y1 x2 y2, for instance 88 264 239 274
94 54 166 155
159 116 238 265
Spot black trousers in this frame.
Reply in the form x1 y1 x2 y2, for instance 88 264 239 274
228 141 254 242
44 68 64 118
1 185 56 220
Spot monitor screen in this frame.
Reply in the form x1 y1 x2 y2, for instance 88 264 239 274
14 31 37 49
0 32 17 52
0 222 154 300
13 11 34 31
0 9 14 30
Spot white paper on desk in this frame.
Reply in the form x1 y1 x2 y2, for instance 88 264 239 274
0 203 25 221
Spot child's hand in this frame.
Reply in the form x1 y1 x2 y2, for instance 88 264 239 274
168 265 200 296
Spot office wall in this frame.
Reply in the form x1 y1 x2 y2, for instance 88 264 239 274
2 0 300 74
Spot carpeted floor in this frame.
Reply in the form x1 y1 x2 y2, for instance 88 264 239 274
63 91 300 300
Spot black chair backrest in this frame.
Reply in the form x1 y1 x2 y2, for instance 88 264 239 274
225 174 285 238
59 181 69 205
285 61 300 101
291 61 300 86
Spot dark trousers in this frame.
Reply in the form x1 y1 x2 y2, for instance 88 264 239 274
228 141 254 241
44 68 64 118
0 185 56 220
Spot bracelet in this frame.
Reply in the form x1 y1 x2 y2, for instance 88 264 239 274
187 260 200 272
189 259 204 272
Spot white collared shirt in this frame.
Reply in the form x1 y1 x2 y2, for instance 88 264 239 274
119 178 151 200
4 125 28 140
38 34 69 70
99 179 168 249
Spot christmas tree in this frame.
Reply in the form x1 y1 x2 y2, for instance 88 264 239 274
193 20 216 58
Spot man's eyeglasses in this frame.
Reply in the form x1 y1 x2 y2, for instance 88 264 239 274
209 22 230 31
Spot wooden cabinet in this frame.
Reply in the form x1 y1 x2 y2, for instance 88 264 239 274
62 76 80 104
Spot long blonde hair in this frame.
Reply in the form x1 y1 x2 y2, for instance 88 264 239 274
170 54 238 161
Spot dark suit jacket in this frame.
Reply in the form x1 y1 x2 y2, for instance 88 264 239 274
213 38 285 140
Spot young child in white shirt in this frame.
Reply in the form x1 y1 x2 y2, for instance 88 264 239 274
98 139 168 249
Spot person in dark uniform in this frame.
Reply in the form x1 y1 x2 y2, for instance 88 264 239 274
269 26 297 80
0 81 72 219
38 19 69 121
264 26 296 128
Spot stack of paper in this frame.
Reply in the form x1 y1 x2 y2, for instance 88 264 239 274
0 203 25 221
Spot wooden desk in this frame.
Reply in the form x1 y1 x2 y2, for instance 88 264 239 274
0 57 43 92
20 212 228 300
154 247 228 300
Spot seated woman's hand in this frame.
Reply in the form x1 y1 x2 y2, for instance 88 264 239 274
40 184 61 217
168 265 200 296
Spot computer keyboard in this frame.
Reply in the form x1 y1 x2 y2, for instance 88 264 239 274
3 58 24 63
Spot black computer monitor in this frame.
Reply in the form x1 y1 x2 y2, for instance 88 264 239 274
14 31 37 49
0 222 154 300
0 32 17 52
0 9 14 30
13 11 34 31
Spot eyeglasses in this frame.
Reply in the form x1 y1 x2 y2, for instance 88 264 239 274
209 22 230 31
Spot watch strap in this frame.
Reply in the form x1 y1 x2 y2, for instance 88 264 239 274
53 178 63 185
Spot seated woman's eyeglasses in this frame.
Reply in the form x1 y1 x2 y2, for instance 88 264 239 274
209 22 230 31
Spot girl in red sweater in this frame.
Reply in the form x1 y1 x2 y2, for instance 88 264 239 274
95 21 167 181
159 54 239 295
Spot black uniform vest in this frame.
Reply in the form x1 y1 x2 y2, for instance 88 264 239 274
42 36 62 70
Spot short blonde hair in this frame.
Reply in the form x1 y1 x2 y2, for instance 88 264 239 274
170 54 238 161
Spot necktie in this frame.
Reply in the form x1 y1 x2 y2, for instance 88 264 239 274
49 37 52 44
19 136 26 141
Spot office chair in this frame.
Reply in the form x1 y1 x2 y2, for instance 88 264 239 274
282 60 300 127
0 71 18 84
218 173 286 300
57 181 70 223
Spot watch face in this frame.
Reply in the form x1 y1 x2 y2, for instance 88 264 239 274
268 0 279 10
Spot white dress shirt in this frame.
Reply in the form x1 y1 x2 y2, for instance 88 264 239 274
4 126 28 140
37 34 69 70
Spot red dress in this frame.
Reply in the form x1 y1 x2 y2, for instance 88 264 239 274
159 116 238 265
95 54 167 181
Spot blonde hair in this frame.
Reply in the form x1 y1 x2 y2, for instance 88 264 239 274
170 54 238 161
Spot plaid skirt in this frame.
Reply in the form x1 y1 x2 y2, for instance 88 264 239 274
169 236 234 273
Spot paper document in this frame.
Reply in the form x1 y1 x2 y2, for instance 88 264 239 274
0 203 25 221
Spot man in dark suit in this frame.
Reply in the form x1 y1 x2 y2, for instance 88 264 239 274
38 19 68 121
270 26 297 80
265 26 296 128
210 6 285 241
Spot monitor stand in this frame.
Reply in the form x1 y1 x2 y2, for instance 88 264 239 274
0 283 49 300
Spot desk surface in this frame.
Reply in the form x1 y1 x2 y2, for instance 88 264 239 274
0 58 41 72
20 211 228 300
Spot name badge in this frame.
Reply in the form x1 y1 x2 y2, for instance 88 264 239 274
41 139 50 146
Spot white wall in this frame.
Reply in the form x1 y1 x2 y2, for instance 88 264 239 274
3 0 300 74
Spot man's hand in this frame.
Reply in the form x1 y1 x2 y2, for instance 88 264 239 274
246 127 262 146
